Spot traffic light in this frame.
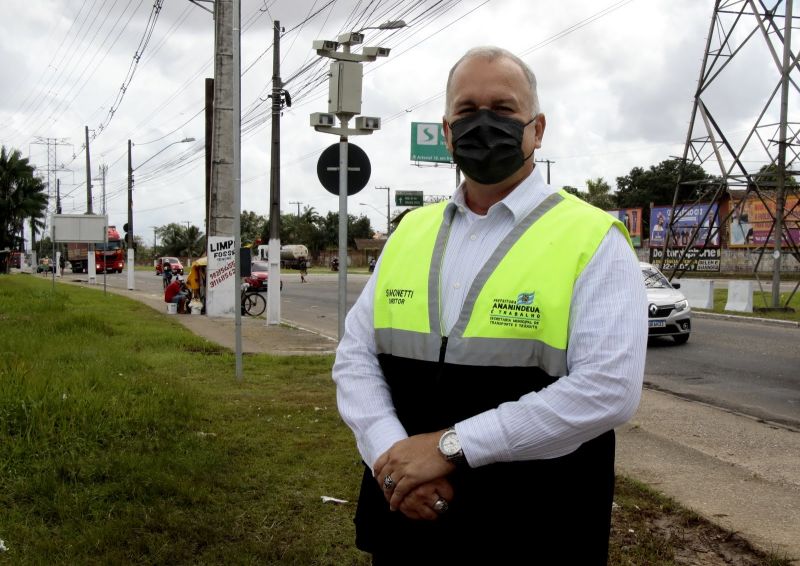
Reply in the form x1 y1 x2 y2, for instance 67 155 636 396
123 223 130 247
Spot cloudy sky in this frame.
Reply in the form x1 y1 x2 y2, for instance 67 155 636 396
0 0 783 246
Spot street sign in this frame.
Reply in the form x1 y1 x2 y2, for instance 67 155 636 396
410 122 452 163
317 143 371 195
395 190 424 207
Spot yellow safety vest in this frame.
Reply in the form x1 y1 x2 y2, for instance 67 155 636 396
374 191 630 376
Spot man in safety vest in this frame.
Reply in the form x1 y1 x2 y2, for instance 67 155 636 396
333 45 648 565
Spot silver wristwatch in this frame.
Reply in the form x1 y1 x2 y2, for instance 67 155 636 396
438 427 466 466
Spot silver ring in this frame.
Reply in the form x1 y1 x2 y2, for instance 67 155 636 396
383 474 394 490
433 497 449 514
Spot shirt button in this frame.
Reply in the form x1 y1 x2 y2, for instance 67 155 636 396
454 282 461 289
469 234 477 241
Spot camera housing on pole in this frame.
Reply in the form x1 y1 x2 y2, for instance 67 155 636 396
309 29 394 341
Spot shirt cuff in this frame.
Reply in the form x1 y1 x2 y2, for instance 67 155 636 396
360 418 408 471
456 411 512 468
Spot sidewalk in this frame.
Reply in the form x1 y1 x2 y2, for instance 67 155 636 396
62 277 800 563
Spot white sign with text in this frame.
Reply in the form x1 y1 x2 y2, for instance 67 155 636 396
206 236 236 317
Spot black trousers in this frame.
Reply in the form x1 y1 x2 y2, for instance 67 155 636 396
357 431 615 566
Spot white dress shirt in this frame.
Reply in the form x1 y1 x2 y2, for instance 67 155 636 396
332 166 648 470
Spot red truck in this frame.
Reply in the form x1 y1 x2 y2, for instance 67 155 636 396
67 226 126 274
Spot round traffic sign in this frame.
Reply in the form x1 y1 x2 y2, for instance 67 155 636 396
317 143 371 196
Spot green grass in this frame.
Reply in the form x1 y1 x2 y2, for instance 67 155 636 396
695 287 800 323
0 276 791 565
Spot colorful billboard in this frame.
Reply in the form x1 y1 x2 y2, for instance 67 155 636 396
650 204 720 248
607 208 643 247
729 195 800 248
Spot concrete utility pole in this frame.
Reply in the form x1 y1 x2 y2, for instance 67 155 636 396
205 77 214 239
289 200 302 216
127 140 135 290
85 126 96 284
267 20 283 327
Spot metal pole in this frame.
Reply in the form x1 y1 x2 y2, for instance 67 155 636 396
127 139 135 290
338 128 349 342
772 0 792 308
376 186 390 235
233 0 243 380
267 20 282 326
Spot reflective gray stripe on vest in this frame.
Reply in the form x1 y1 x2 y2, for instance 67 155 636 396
376 192 569 375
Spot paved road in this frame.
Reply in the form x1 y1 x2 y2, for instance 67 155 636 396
76 269 799 429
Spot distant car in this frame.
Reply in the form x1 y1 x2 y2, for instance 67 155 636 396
641 261 691 344
155 256 184 276
246 260 283 292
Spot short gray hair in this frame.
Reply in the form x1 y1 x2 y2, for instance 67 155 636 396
445 46 540 117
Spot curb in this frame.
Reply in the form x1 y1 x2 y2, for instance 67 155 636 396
694 310 800 328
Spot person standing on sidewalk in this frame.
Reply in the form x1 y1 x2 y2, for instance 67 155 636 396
332 45 648 565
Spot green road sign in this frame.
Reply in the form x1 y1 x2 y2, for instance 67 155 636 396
395 190 424 207
410 122 452 163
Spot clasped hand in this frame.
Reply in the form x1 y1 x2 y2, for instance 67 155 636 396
373 431 455 520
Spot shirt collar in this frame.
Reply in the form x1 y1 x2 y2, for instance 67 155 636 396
443 166 555 225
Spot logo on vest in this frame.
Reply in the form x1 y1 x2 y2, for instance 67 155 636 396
489 291 541 330
385 288 415 305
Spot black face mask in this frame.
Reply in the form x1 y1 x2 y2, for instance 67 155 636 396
449 109 534 185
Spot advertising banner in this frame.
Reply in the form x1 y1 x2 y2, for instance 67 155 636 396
649 247 721 272
206 236 236 317
650 204 720 248
729 195 800 248
607 208 643 247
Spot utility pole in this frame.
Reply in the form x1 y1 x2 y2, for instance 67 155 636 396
127 139 135 290
85 127 93 214
151 226 158 257
183 220 192 266
85 126 96 284
289 200 301 216
535 158 555 184
267 20 283 327
99 164 108 214
376 186 391 235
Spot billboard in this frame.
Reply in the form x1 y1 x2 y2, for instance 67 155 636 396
650 204 720 248
729 195 800 248
607 208 643 247
410 122 452 164
649 247 721 272
50 214 108 243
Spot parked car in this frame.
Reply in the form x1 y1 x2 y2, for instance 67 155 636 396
155 256 184 276
245 260 283 292
641 261 691 344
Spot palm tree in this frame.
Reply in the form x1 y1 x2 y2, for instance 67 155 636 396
0 146 47 268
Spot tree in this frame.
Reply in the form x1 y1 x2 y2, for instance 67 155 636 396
0 146 47 266
615 158 711 209
240 210 266 245
575 177 616 210
156 223 204 258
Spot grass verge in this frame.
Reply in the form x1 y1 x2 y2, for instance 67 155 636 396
695 288 800 323
0 276 791 565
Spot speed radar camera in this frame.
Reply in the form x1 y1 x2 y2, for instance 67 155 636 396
313 40 339 53
361 46 390 58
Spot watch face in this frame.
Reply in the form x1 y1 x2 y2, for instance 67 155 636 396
440 430 461 456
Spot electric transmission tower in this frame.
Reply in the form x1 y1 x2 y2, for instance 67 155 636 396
670 0 800 310
31 137 71 232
